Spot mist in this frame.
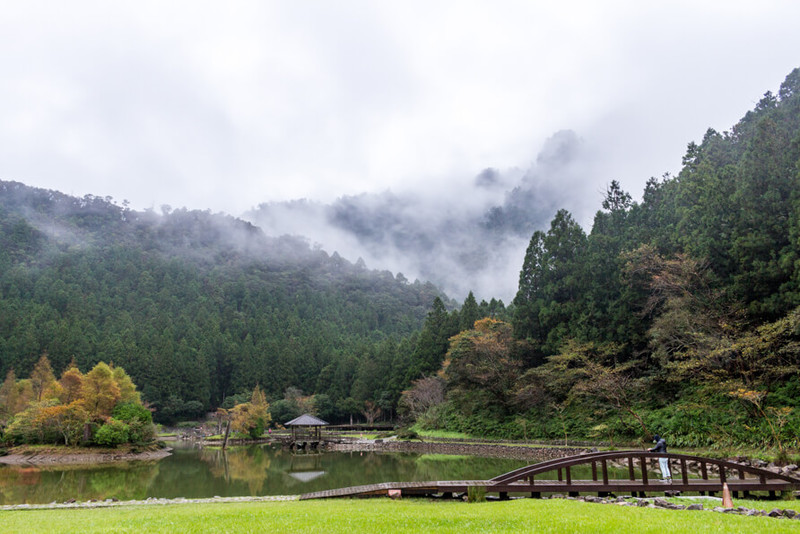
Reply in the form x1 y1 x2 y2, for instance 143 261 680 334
244 130 603 302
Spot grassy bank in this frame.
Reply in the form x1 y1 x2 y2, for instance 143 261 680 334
2 498 799 534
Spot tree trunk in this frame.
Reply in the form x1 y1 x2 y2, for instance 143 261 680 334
222 420 231 450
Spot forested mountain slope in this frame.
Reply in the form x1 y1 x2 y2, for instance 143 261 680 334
0 182 450 422
413 68 800 449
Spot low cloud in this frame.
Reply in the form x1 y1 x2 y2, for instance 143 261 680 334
244 130 600 302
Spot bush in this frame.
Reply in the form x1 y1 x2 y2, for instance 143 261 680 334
112 403 155 444
112 403 152 424
248 418 266 439
94 419 130 447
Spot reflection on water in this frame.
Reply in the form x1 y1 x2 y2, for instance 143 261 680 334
0 443 532 505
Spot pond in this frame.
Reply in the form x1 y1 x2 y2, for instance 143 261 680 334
0 442 534 505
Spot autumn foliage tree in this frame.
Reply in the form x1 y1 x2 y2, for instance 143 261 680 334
0 357 151 447
231 385 271 439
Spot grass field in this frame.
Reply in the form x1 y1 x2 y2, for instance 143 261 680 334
2 498 799 534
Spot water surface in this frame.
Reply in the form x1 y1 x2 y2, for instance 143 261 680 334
0 443 532 505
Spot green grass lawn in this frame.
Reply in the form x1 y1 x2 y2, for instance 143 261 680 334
2 498 799 534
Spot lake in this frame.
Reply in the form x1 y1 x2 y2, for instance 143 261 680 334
0 442 532 505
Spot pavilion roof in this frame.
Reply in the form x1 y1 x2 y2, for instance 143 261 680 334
285 414 329 427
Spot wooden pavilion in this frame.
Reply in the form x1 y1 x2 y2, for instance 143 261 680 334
285 414 329 450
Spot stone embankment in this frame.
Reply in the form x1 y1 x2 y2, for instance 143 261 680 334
327 439 588 461
0 448 172 466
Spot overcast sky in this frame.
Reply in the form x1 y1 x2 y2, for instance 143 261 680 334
2 1 800 219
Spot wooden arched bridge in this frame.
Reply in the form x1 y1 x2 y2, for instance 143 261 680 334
300 450 800 500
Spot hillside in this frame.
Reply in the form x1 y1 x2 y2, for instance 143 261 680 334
0 183 451 422
409 68 800 449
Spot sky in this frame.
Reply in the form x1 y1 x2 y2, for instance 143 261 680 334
2 2 800 232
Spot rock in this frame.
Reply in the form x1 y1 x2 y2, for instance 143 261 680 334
782 509 797 518
784 464 798 471
686 504 703 511
637 499 650 507
653 498 671 508
768 509 783 517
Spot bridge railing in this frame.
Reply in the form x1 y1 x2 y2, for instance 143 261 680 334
490 450 800 490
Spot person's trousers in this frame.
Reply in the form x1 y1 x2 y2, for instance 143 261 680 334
658 457 671 479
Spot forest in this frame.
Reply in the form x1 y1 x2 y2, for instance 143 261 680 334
0 179 490 426
2 68 800 451
404 68 800 450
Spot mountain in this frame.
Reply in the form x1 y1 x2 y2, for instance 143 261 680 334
0 181 450 422
244 130 597 302
417 68 800 448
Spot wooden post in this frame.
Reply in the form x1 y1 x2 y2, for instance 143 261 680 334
558 468 563 482
641 456 649 485
602 460 608 485
628 457 635 480
591 461 597 481
566 466 572 485
681 458 688 485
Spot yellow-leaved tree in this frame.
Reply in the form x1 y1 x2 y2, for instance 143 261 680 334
231 385 271 439
81 362 121 418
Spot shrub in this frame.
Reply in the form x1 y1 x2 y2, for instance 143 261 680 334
112 403 155 444
112 403 152 424
94 419 130 447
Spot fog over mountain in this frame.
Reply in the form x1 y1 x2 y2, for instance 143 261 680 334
245 130 600 301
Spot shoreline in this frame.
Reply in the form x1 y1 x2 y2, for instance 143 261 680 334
0 447 172 466
326 440 590 461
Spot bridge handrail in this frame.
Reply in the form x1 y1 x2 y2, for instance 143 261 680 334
490 451 622 483
490 450 800 486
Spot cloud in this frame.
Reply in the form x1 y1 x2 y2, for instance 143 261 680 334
2 1 800 296
244 129 598 301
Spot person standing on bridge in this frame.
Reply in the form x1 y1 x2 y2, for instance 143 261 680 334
648 434 672 483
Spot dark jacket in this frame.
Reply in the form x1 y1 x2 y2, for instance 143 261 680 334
650 437 667 453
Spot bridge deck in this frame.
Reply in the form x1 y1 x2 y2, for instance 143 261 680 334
299 451 800 500
300 477 796 500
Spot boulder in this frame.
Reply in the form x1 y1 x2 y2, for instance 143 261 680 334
653 498 671 508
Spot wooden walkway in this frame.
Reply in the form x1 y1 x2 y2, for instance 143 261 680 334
300 450 800 500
